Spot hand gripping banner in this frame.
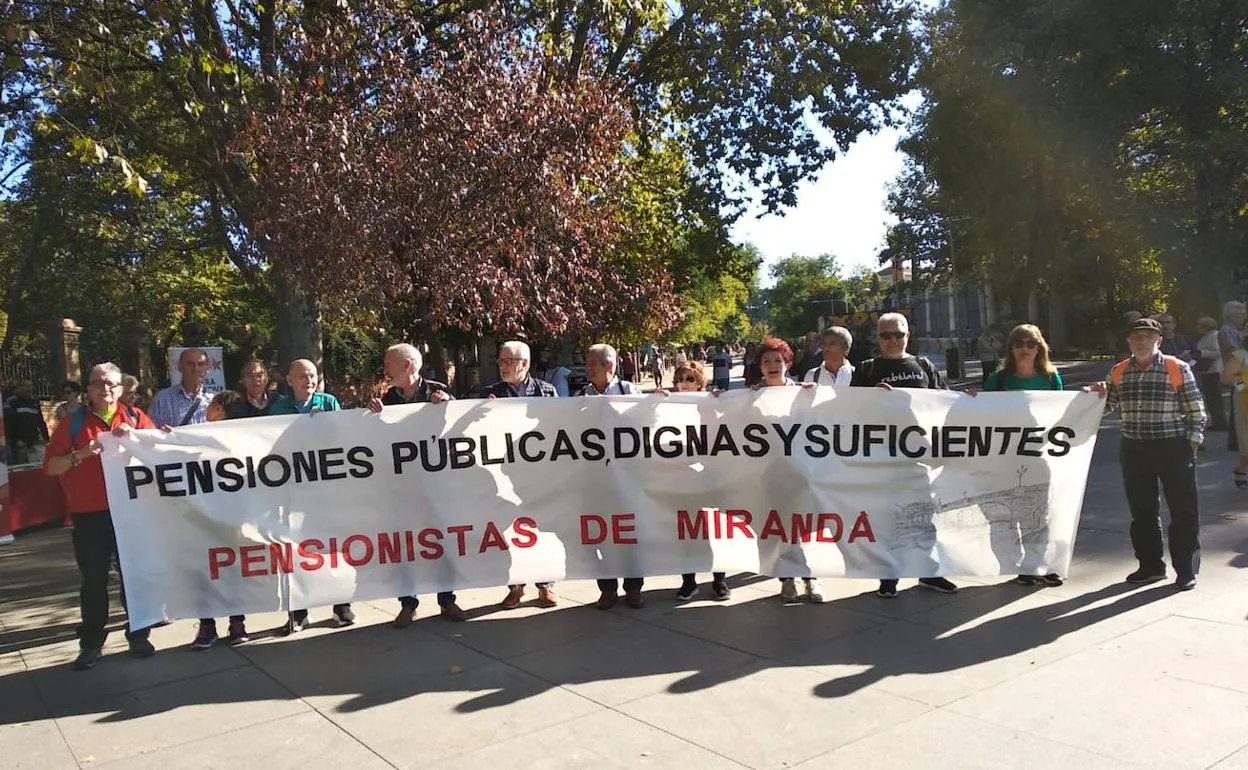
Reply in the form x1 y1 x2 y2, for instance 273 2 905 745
100 388 1105 628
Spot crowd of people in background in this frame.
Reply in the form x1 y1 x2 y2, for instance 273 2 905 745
2 297 1225 672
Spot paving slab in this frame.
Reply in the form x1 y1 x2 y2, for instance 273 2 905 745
793 709 1134 769
52 666 309 766
946 619 1248 769
506 620 761 706
303 660 602 769
1 717 80 770
619 664 931 770
90 711 392 770
425 709 748 770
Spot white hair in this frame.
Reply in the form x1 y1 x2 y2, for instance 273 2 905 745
90 362 122 381
1223 301 1245 320
587 343 618 368
822 325 853 350
878 312 909 334
500 340 531 360
385 343 423 370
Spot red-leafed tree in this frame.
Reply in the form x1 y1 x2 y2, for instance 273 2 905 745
237 6 677 343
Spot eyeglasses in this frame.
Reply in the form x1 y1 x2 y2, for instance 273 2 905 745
1012 340 1039 349
677 375 700 384
878 332 906 341
498 357 526 365
89 380 122 390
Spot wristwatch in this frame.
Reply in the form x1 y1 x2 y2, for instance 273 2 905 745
69 450 80 467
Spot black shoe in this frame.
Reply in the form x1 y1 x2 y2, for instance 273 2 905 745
1013 575 1041 586
190 621 219 651
1040 573 1064 586
128 637 156 659
1175 575 1197 591
711 580 732 601
72 647 103 671
675 582 699 602
333 604 356 627
919 577 959 594
877 579 899 598
1125 567 1167 585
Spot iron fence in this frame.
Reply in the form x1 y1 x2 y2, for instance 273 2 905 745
0 349 56 399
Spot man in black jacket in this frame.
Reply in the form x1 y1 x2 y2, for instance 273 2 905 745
484 341 560 609
4 380 49 465
367 343 465 628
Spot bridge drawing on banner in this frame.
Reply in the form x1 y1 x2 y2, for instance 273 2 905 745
892 466 1052 552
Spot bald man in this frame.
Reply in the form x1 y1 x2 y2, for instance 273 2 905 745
149 347 212 428
269 359 353 633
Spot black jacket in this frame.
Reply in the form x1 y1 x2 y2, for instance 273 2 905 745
382 379 453 405
4 394 49 445
479 377 558 399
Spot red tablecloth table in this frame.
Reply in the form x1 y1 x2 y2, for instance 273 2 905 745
1 466 67 537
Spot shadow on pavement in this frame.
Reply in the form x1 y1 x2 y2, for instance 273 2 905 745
0 574 1177 726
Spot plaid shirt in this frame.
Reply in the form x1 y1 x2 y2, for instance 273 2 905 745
1106 353 1207 445
148 385 211 428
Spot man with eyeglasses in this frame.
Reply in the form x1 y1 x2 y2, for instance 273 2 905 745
478 340 560 609
233 360 278 418
44 362 158 670
366 344 466 627
851 312 960 599
148 347 212 429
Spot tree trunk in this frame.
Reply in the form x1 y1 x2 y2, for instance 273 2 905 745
1046 286 1067 354
274 271 322 370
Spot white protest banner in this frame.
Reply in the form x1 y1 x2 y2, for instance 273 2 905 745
167 346 227 395
101 388 1104 628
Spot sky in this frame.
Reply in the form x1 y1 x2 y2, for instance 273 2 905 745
730 126 908 287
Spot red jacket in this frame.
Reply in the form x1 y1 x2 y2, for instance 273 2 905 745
44 406 156 515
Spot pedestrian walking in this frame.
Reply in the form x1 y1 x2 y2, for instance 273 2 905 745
1194 317 1227 432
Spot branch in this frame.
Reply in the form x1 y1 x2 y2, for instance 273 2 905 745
208 183 267 291
605 10 641 77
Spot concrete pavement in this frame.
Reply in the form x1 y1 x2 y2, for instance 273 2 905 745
2 417 1247 768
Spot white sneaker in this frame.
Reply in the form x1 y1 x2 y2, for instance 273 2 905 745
779 578 799 601
804 579 825 604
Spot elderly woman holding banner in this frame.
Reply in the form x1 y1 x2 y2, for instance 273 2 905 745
661 363 732 602
974 323 1065 586
749 338 825 604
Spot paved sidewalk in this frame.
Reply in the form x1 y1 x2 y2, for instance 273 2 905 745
2 422 1247 769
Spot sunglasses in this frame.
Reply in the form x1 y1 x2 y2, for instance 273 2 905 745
878 332 906 341
1012 340 1039 349
677 375 700 384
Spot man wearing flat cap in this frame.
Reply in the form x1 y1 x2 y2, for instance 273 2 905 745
1087 316 1207 591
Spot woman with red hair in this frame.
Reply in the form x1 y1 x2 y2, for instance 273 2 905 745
753 338 825 604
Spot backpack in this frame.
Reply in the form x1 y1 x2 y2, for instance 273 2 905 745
69 404 140 445
984 369 1061 391
1108 355 1184 392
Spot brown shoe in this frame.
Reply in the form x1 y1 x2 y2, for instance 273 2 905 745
393 607 416 629
596 591 617 610
501 585 525 609
440 603 467 622
624 589 645 609
535 585 557 608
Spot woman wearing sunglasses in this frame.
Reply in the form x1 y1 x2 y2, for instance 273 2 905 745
980 323 1064 586
665 363 733 601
